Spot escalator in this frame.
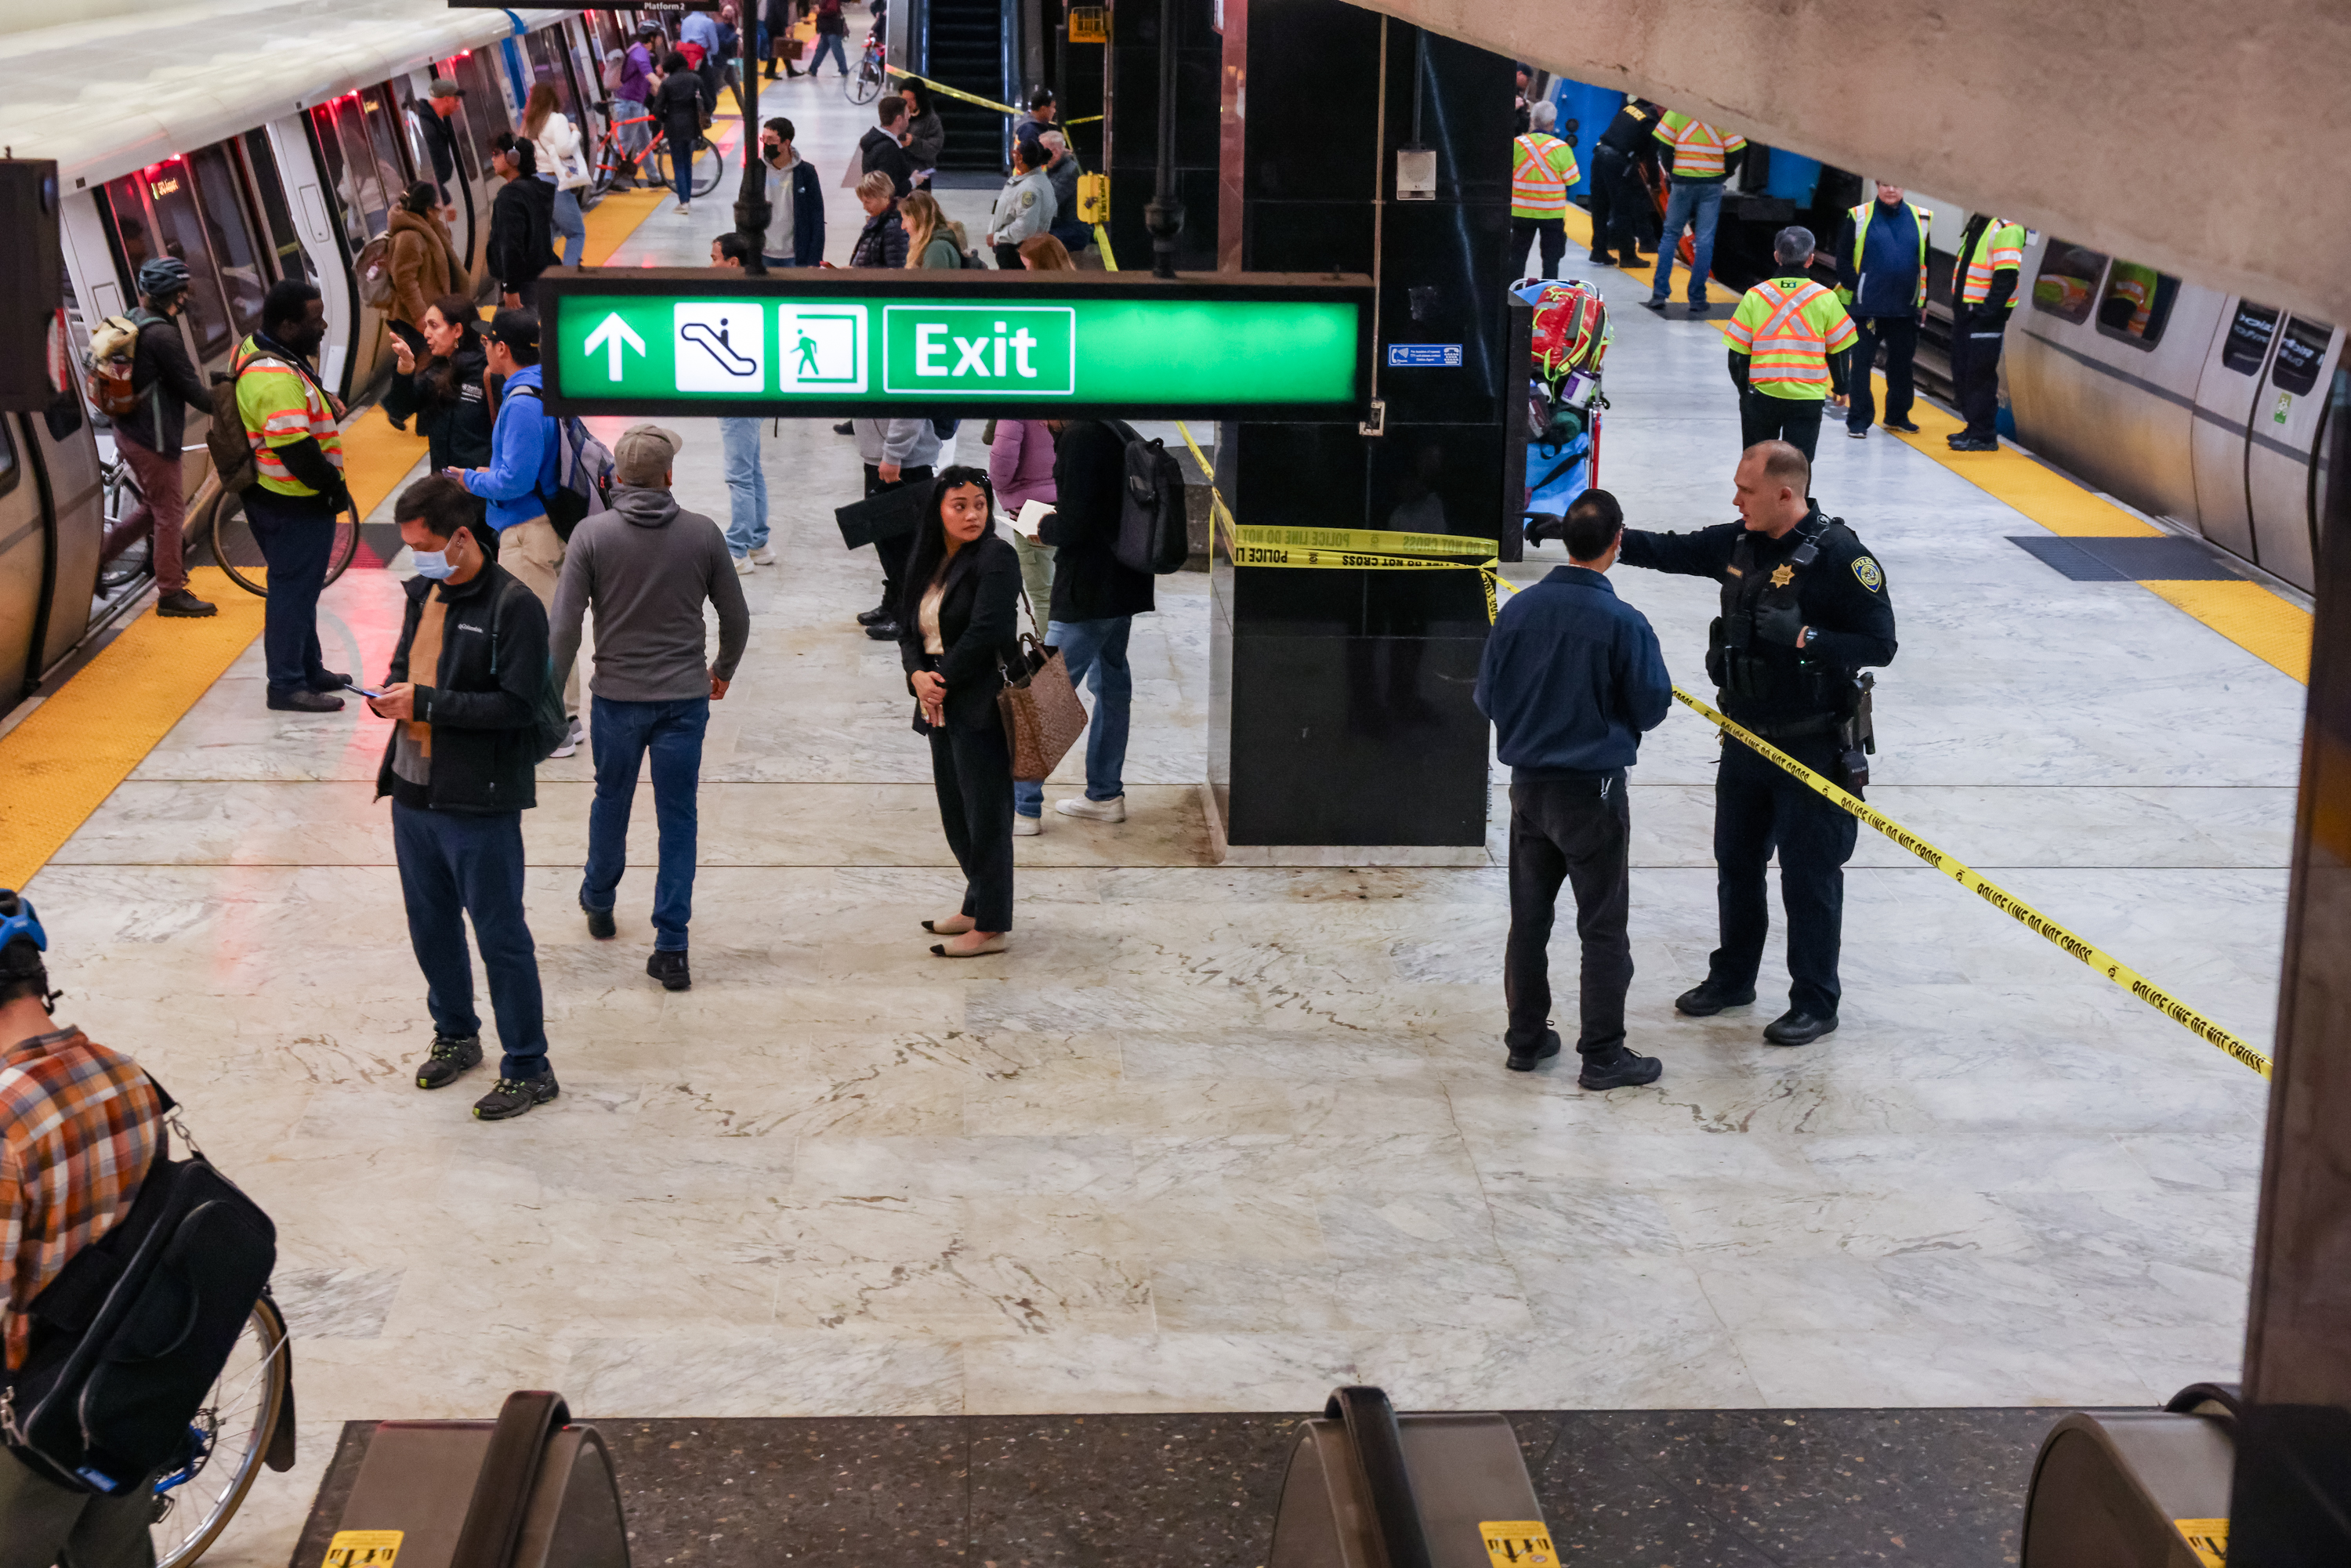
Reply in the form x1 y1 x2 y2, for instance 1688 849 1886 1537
920 0 1013 174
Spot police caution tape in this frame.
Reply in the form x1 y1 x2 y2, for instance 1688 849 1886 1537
1675 686 2273 1079
885 66 1107 124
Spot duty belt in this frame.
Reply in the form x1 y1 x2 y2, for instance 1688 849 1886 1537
1737 713 1842 741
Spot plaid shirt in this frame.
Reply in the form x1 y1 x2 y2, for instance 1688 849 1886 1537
1 1027 161 1372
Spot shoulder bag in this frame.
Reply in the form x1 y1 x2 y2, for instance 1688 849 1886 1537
995 581 1087 783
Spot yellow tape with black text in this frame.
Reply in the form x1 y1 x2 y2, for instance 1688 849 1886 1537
1674 686 2272 1078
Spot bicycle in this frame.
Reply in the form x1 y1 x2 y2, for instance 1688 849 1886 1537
845 33 885 103
586 98 727 201
150 1291 293 1566
201 477 361 598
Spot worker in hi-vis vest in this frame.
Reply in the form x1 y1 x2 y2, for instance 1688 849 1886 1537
1646 110 1745 313
1947 214 2026 451
1509 102 1580 281
1722 225 1859 462
1831 182 1933 440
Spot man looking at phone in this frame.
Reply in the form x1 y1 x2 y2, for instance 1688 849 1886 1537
368 475 558 1121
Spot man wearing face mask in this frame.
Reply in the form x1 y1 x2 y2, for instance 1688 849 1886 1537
232 279 353 713
757 116 825 269
368 473 559 1122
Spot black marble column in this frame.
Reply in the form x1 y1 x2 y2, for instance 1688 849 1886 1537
1208 0 1512 853
1100 0 1220 272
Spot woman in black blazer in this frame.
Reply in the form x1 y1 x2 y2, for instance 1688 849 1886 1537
900 467 1026 955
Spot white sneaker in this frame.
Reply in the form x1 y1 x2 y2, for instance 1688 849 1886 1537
676 201 691 215
749 545 777 565
733 554 755 575
1056 795 1125 822
549 717 583 759
1012 814 1041 836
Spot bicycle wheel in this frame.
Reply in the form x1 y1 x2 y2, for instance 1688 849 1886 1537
690 136 728 197
104 454 143 526
150 1293 291 1568
208 489 360 598
845 53 883 103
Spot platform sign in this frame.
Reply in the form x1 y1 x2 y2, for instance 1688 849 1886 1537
538 270 1371 418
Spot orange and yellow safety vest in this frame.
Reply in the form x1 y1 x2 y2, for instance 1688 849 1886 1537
1956 218 2027 308
1653 111 1745 180
1723 277 1859 401
1509 132 1579 219
233 335 343 498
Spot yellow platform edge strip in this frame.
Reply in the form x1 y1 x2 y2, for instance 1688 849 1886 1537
1 567 266 889
1676 685 2271 1078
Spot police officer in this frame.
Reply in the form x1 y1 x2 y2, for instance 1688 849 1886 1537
1615 441 1897 1045
1586 96 1659 267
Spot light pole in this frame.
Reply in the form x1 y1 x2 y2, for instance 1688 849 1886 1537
731 4 770 273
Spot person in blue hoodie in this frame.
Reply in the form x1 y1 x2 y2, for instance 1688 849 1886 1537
452 308 578 754
1474 488 1673 1087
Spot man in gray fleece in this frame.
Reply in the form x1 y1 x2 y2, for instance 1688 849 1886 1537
549 424 751 992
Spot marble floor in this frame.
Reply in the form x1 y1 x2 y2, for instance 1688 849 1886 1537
17 74 2300 1566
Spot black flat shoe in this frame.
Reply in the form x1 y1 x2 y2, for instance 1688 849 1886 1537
1505 1027 1562 1073
1674 980 1756 1016
855 602 893 626
267 689 345 712
311 671 353 692
583 900 616 940
864 617 902 641
1764 1010 1838 1047
1884 418 1920 433
832 421 855 435
648 948 691 991
1578 1046 1663 1090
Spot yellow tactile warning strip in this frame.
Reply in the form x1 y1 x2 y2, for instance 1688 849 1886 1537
338 405 430 520
584 186 669 264
1552 198 2312 681
0 567 265 889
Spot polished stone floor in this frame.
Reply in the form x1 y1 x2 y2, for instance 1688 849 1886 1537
20 68 2295 1567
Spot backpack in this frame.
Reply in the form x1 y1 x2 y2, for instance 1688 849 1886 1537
1106 420 1189 574
357 234 397 310
679 38 707 67
86 313 156 418
488 573 571 762
204 348 289 496
507 385 614 541
1525 279 1611 382
3 1076 277 1497
601 52 626 92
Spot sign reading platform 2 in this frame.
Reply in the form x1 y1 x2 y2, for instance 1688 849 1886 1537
540 270 1371 418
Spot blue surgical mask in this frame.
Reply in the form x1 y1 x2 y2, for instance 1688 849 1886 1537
411 549 455 580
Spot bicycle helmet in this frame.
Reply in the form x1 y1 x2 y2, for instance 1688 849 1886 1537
0 888 48 985
137 256 192 302
636 20 661 38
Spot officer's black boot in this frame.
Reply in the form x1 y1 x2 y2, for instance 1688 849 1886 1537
1505 1027 1562 1073
1763 1009 1838 1046
1674 980 1757 1016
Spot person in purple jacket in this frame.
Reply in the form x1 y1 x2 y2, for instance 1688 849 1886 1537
989 417 1058 831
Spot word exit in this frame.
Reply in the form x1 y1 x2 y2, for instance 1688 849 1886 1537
882 306 1076 397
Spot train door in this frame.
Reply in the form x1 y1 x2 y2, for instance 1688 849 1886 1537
2244 314 2340 591
0 417 42 704
449 47 515 302
2187 301 2280 565
263 116 357 395
410 67 489 275
305 91 404 400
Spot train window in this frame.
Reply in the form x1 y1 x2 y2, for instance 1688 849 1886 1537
106 166 234 364
2095 261 2180 349
2030 240 2107 325
2272 316 2335 398
311 98 386 246
452 49 512 142
358 86 416 205
187 143 269 341
241 130 310 283
2222 301 2281 375
522 27 586 130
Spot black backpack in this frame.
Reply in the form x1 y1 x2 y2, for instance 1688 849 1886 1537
1107 421 1190 574
3 1077 277 1497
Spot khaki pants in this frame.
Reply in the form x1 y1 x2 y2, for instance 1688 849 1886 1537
498 516 578 718
1006 526 1054 624
0 1444 156 1568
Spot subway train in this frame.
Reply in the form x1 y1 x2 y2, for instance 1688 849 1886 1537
0 0 657 710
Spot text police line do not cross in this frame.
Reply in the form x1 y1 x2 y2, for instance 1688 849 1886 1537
531 268 1375 420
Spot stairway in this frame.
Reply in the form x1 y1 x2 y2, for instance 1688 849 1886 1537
922 0 1012 173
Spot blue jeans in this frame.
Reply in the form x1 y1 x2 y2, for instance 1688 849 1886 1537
391 801 548 1079
810 32 848 74
242 487 335 697
582 695 709 951
666 127 698 205
1012 615 1132 817
549 183 587 266
719 417 769 556
1650 178 1725 305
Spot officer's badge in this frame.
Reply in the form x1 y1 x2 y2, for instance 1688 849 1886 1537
1853 556 1885 591
1769 564 1795 588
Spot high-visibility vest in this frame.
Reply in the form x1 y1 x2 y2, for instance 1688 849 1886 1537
233 335 343 498
1838 198 1932 312
1509 132 1578 219
1956 217 2027 307
1723 277 1860 400
1653 111 1745 180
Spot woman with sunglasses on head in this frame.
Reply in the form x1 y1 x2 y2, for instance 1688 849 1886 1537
900 467 1026 957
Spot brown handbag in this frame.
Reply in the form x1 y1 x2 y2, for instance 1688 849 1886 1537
995 585 1087 783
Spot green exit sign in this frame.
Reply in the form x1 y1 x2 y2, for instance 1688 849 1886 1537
538 270 1370 418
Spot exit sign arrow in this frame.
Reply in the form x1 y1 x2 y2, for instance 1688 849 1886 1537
583 312 647 381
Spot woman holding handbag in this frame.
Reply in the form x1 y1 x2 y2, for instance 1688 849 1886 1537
900 468 1027 957
523 83 591 266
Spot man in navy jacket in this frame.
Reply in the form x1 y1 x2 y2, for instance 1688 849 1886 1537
1474 489 1673 1086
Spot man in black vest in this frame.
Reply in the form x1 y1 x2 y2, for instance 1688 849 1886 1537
1614 442 1897 1046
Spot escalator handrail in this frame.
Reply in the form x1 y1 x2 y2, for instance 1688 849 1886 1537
1324 1385 1435 1568
450 1389 571 1568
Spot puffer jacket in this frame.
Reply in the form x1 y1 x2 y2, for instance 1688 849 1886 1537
387 208 466 330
